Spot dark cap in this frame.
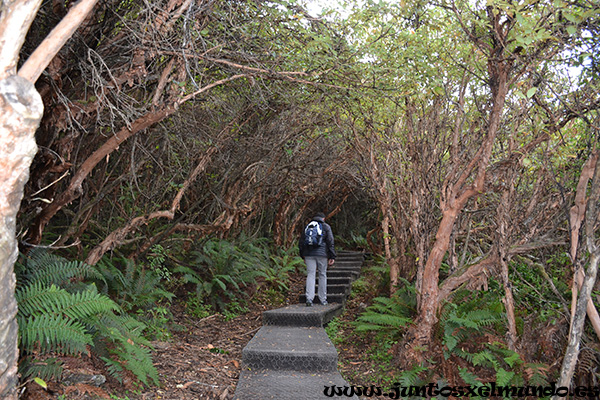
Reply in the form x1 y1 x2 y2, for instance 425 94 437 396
314 212 326 219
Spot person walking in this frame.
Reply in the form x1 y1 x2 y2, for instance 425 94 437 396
299 212 336 306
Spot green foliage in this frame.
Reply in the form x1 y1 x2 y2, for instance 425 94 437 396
17 282 119 322
458 367 484 387
146 244 171 281
137 306 172 341
20 358 63 382
259 246 304 293
19 313 93 357
100 316 158 386
16 251 159 386
441 291 504 357
354 278 416 336
184 296 213 319
349 277 370 297
96 256 174 313
325 317 344 345
393 364 428 387
222 300 249 321
16 248 104 289
178 237 266 310
440 290 549 387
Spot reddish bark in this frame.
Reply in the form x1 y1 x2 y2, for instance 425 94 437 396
401 8 513 363
28 107 175 244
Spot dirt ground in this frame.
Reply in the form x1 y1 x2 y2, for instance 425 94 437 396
22 270 380 400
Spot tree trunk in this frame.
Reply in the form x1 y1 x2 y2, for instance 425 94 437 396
401 18 511 362
411 206 459 349
556 151 600 392
0 76 44 399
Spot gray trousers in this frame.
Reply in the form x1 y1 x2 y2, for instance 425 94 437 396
305 256 327 304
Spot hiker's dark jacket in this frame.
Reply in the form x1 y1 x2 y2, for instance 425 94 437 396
298 216 336 259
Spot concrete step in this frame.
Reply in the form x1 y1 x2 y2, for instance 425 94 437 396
242 326 338 372
333 260 363 266
336 251 364 260
234 369 359 400
316 284 350 294
327 270 359 280
263 304 343 327
234 250 364 399
331 265 362 272
300 293 348 305
323 277 352 285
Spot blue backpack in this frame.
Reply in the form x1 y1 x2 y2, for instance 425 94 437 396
304 221 324 246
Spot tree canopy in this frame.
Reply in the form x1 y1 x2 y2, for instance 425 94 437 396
1 0 599 395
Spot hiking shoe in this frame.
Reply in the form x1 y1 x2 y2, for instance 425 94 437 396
320 301 328 306
306 302 313 307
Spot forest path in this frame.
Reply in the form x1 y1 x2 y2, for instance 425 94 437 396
233 251 364 399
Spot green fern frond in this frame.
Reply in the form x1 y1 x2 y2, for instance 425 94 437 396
101 356 124 383
17 283 119 320
458 367 483 386
97 314 157 386
355 323 386 332
395 365 427 386
472 350 499 369
19 314 92 356
173 265 202 284
113 342 159 386
20 249 104 287
19 357 64 381
464 309 502 326
496 368 516 386
524 363 550 386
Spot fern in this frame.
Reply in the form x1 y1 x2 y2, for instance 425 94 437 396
394 365 428 387
181 238 267 310
17 283 119 321
441 302 503 357
92 313 157 384
524 363 550 386
441 292 533 388
19 358 63 381
355 313 411 331
458 367 483 386
496 368 516 386
354 282 417 336
110 341 158 386
18 248 104 288
96 257 174 312
19 314 92 355
15 250 159 387
472 350 499 369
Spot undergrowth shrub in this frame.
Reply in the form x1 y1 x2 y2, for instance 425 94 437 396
175 236 295 311
440 287 550 387
259 246 304 294
176 238 262 310
15 249 159 386
96 255 175 313
354 278 416 337
96 255 175 342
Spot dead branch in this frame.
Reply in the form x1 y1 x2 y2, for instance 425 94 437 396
18 0 99 82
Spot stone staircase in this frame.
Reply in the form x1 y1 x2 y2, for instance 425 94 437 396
233 251 364 399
